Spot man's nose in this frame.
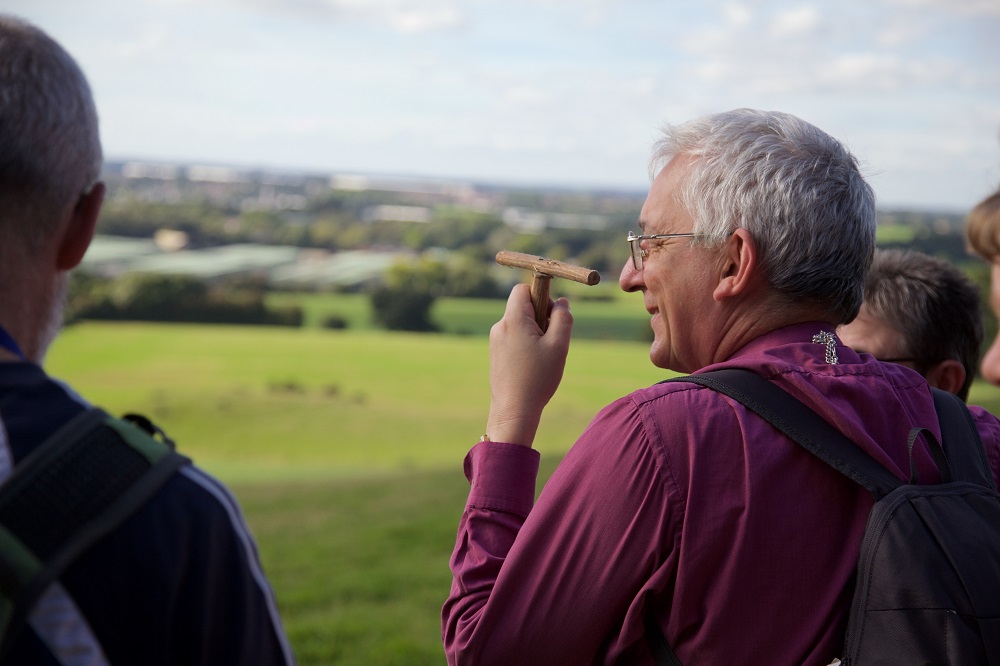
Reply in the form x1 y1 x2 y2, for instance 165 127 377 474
619 257 642 293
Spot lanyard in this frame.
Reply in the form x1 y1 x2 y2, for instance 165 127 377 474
0 326 25 360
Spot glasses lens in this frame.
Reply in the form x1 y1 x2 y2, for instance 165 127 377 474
628 233 642 270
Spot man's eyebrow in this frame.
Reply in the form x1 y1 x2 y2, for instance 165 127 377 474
637 218 647 233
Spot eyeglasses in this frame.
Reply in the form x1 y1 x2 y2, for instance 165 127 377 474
626 230 703 270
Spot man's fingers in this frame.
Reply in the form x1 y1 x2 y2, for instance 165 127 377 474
503 284 535 321
545 298 573 343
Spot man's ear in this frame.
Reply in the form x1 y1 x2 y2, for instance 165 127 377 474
712 227 756 301
56 182 104 271
923 359 966 397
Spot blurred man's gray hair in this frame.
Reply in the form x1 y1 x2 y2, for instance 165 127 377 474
0 14 102 249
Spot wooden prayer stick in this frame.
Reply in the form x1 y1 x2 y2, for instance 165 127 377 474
495 251 602 331
495 251 601 285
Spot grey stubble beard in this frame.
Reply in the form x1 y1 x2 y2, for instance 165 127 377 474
35 272 68 364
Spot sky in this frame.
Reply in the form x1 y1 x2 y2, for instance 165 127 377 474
6 0 1000 212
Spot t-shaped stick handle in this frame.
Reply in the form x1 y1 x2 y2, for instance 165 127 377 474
495 250 601 331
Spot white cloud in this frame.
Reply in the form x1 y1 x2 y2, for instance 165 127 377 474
769 5 821 37
502 85 554 106
668 0 995 100
153 0 469 33
886 0 1000 18
388 6 464 33
106 23 173 59
874 20 928 47
621 77 657 97
722 3 753 26
822 53 953 90
8 0 999 208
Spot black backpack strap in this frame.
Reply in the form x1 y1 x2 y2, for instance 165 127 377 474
684 372 995 492
0 408 190 657
931 388 997 491
674 369 902 499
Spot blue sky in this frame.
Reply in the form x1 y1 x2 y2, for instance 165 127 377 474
7 0 1000 211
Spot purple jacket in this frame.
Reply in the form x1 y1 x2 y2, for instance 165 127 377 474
443 322 1000 665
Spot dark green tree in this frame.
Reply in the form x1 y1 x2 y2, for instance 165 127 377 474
369 258 445 332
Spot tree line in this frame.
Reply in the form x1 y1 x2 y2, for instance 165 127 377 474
80 168 983 334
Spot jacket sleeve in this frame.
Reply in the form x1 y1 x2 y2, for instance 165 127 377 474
442 397 679 665
168 467 295 666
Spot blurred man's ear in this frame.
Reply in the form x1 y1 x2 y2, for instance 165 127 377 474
924 359 966 397
57 182 104 271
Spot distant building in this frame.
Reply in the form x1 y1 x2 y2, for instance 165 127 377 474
363 205 432 223
186 165 248 183
81 235 403 289
502 207 609 232
121 162 181 180
80 235 161 277
154 229 189 252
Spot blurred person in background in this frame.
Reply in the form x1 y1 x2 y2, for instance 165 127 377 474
966 187 1000 387
0 14 293 664
838 248 983 401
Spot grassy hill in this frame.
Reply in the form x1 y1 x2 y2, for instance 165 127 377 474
47 321 667 482
44 321 1000 664
46 321 667 664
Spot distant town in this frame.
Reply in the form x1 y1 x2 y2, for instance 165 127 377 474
86 159 975 292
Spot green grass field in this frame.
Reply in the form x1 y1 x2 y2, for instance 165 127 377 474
267 282 653 341
48 321 666 481
45 319 666 665
44 319 1000 665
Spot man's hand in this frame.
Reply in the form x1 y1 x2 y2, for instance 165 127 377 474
484 284 573 447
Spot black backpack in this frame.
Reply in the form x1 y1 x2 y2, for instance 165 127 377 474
0 408 190 661
646 368 1000 665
